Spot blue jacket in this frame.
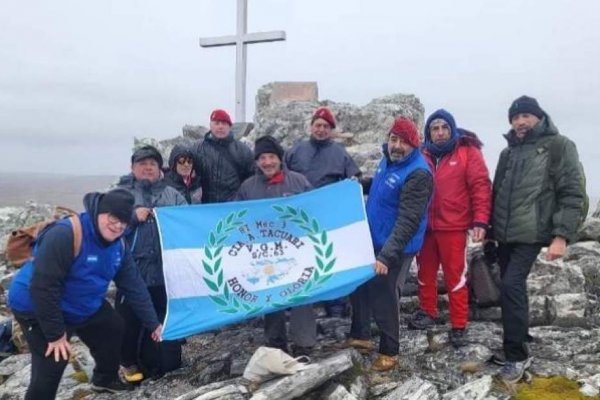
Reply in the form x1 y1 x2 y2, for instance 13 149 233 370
366 147 431 255
10 214 121 324
8 192 159 341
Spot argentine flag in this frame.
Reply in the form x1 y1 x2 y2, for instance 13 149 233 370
155 180 376 340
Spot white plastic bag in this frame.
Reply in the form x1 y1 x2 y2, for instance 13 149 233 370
243 346 311 383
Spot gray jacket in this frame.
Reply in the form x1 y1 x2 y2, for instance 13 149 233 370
236 170 312 201
118 175 187 286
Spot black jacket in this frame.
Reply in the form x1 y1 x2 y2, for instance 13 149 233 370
193 132 255 203
163 144 203 204
117 175 187 287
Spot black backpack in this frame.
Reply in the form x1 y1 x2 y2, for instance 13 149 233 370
468 246 501 308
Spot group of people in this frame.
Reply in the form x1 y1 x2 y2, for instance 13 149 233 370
7 95 586 398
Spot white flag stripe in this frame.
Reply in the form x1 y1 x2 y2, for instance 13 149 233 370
163 220 374 299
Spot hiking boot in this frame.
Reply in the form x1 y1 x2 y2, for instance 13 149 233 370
119 365 144 383
497 357 533 384
346 338 374 354
449 328 467 348
407 310 435 330
91 379 134 393
371 353 398 372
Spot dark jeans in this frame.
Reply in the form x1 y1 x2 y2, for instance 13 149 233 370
349 254 413 356
116 285 181 375
264 304 316 348
497 242 542 362
16 301 123 400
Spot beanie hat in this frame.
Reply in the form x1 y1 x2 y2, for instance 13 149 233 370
389 117 420 148
210 109 233 126
254 135 284 160
508 95 544 122
131 145 163 167
97 189 135 223
311 107 336 128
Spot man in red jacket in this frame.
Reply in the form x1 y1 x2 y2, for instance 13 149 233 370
408 109 492 348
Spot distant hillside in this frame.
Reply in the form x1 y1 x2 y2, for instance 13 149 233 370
0 172 117 210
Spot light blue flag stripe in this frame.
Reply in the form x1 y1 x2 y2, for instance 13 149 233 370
156 180 365 250
162 265 374 340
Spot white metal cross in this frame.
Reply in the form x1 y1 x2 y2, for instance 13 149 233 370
199 0 286 122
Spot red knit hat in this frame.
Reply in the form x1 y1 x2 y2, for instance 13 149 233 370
389 117 420 148
311 107 336 128
210 109 232 126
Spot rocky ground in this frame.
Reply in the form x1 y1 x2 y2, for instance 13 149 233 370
0 86 598 398
0 202 599 399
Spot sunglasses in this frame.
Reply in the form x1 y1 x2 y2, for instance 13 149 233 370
177 157 193 166
107 215 128 229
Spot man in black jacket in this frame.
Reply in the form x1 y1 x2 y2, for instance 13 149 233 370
116 146 187 382
193 109 255 203
8 190 162 398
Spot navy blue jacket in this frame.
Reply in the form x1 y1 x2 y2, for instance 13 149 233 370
284 137 361 188
8 193 160 342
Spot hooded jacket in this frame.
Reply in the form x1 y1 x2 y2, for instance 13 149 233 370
492 114 584 244
193 132 255 203
163 144 203 204
422 109 492 231
8 192 160 342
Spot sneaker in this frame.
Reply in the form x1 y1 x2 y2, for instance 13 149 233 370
497 357 533 384
489 352 506 366
371 353 398 372
449 328 467 348
119 365 144 383
407 310 435 330
91 379 134 393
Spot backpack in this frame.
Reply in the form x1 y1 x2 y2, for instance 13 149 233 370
5 207 83 267
468 246 501 308
548 135 589 228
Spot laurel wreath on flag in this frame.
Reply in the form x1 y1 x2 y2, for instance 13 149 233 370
270 205 336 307
202 206 336 314
202 209 264 315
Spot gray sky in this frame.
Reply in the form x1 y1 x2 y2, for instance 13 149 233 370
1 0 598 194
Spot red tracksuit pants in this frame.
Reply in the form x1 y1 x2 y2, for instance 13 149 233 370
416 230 468 329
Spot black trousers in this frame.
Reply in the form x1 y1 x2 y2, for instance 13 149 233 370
16 301 123 400
497 242 542 362
116 285 181 376
349 254 413 356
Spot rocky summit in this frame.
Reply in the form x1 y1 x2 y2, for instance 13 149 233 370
0 84 599 399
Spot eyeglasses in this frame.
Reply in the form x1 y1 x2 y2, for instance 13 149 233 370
177 157 193 166
107 215 128 229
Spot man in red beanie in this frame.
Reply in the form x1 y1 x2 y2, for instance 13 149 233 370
193 109 255 203
284 106 362 317
347 117 432 371
408 109 492 350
